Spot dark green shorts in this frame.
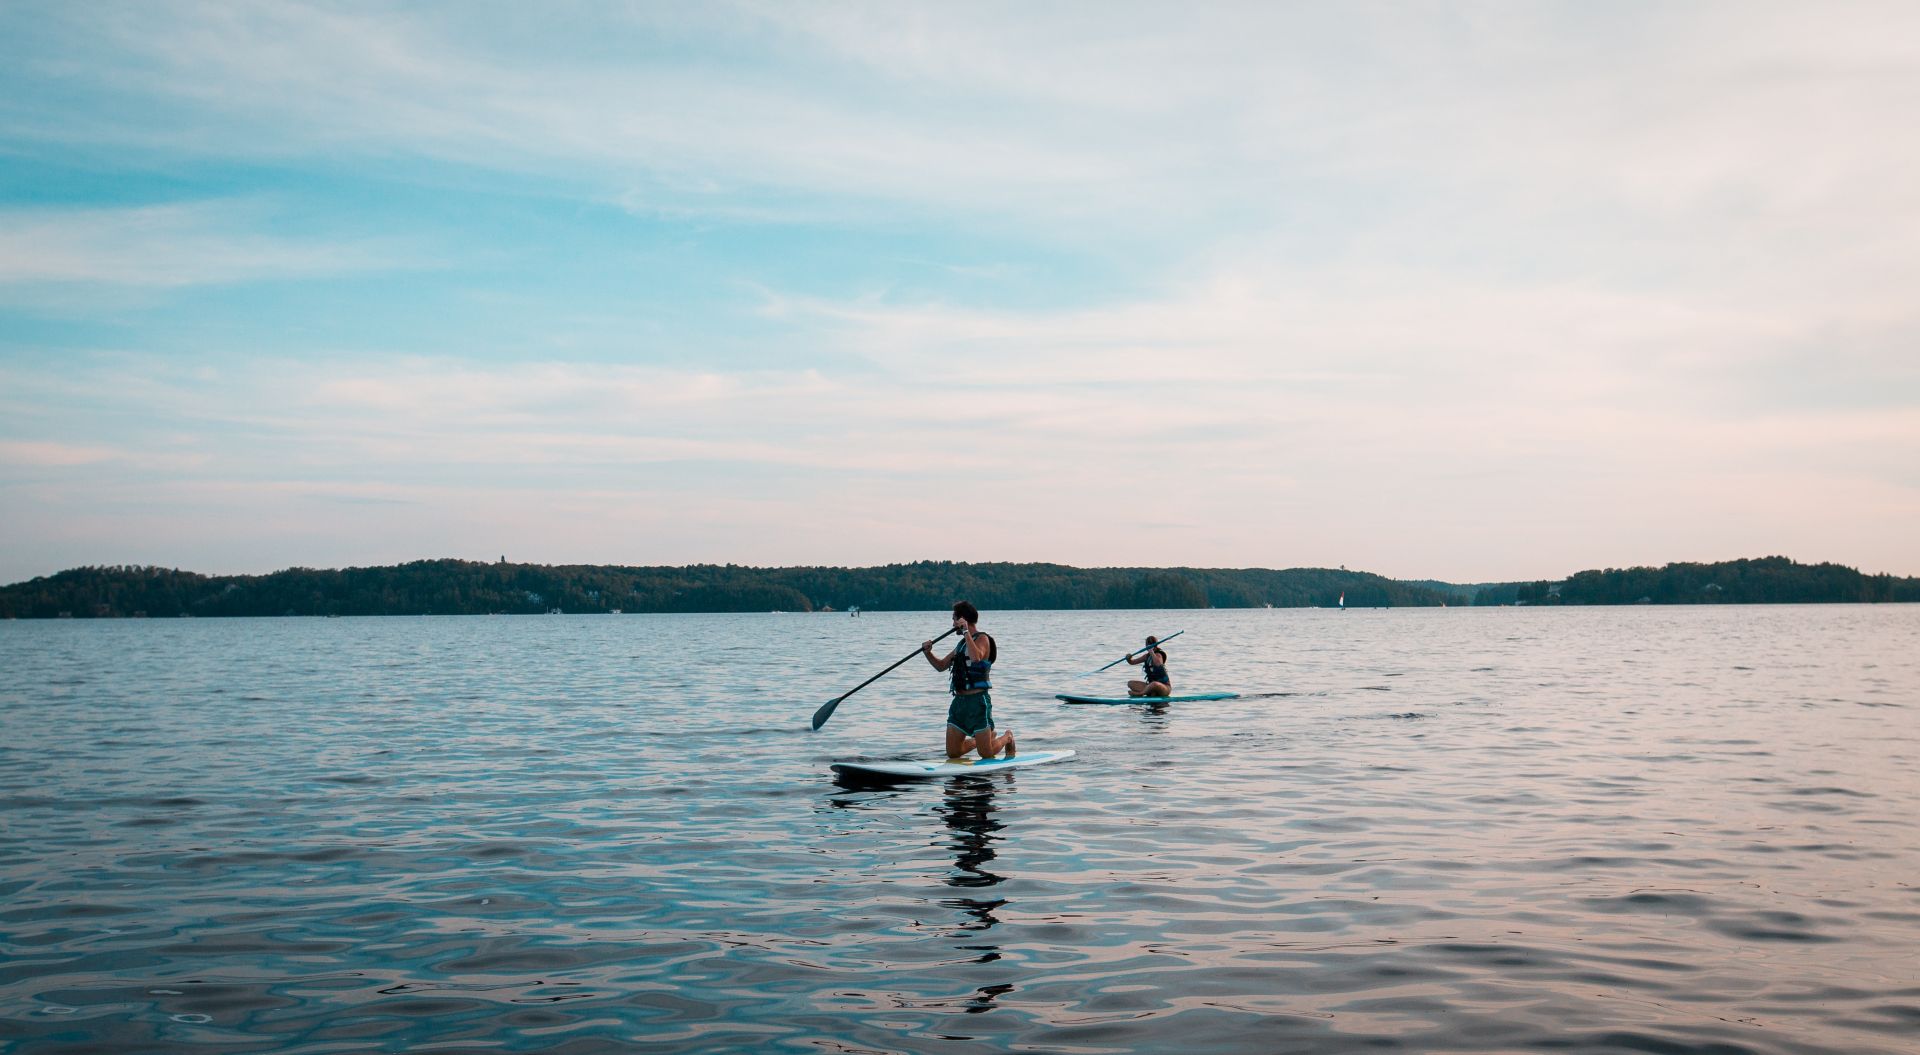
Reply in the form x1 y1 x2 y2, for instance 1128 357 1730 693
946 691 993 736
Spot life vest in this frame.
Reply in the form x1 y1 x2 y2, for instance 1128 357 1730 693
950 634 995 693
1142 649 1169 685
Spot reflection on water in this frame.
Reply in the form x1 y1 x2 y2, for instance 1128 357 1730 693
941 776 1007 978
939 777 1010 998
2 606 1918 1054
939 776 1008 893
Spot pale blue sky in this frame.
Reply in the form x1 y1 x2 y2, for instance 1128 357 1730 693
3 2 1917 583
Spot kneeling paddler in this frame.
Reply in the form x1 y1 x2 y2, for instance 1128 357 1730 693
922 600 1016 760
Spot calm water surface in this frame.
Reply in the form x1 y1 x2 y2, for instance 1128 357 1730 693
2 607 1917 1054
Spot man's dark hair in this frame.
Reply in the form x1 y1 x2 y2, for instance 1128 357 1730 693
952 600 980 625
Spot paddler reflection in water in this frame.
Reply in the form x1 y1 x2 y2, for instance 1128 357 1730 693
923 601 1017 761
1125 635 1172 697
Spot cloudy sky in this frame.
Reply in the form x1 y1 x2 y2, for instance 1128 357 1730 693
2 1 1916 584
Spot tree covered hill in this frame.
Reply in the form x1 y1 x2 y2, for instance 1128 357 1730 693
0 559 1445 618
1499 556 1920 606
1 556 1910 618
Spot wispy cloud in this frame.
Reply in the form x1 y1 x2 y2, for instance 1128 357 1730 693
0 440 119 467
0 201 412 288
11 3 1918 233
0 437 207 471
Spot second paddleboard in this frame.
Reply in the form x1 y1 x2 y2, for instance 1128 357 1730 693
1055 692 1239 705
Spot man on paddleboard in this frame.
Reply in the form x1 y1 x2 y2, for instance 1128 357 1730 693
1125 635 1172 697
922 601 1016 760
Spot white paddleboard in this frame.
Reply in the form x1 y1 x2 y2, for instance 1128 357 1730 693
832 749 1077 780
1055 692 1240 705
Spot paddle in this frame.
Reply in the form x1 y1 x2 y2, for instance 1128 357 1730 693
812 628 957 731
1079 629 1185 677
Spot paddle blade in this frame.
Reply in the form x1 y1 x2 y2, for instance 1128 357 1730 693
812 627 951 730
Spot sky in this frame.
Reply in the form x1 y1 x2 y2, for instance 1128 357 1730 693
2 1 1917 585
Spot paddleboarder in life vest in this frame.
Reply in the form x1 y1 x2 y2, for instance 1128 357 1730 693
923 601 1016 760
1126 635 1172 697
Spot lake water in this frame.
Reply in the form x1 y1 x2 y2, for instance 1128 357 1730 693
2 606 1917 1054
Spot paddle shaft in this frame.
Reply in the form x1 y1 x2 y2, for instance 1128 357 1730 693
811 627 957 731
1082 628 1186 677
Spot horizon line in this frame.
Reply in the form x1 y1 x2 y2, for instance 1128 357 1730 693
9 553 1914 591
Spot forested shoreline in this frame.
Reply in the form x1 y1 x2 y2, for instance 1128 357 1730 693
0 560 1441 618
1487 556 1918 606
0 556 1912 619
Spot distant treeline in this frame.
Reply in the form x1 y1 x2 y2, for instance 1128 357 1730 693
0 560 1446 618
1486 556 1920 606
0 556 1911 619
